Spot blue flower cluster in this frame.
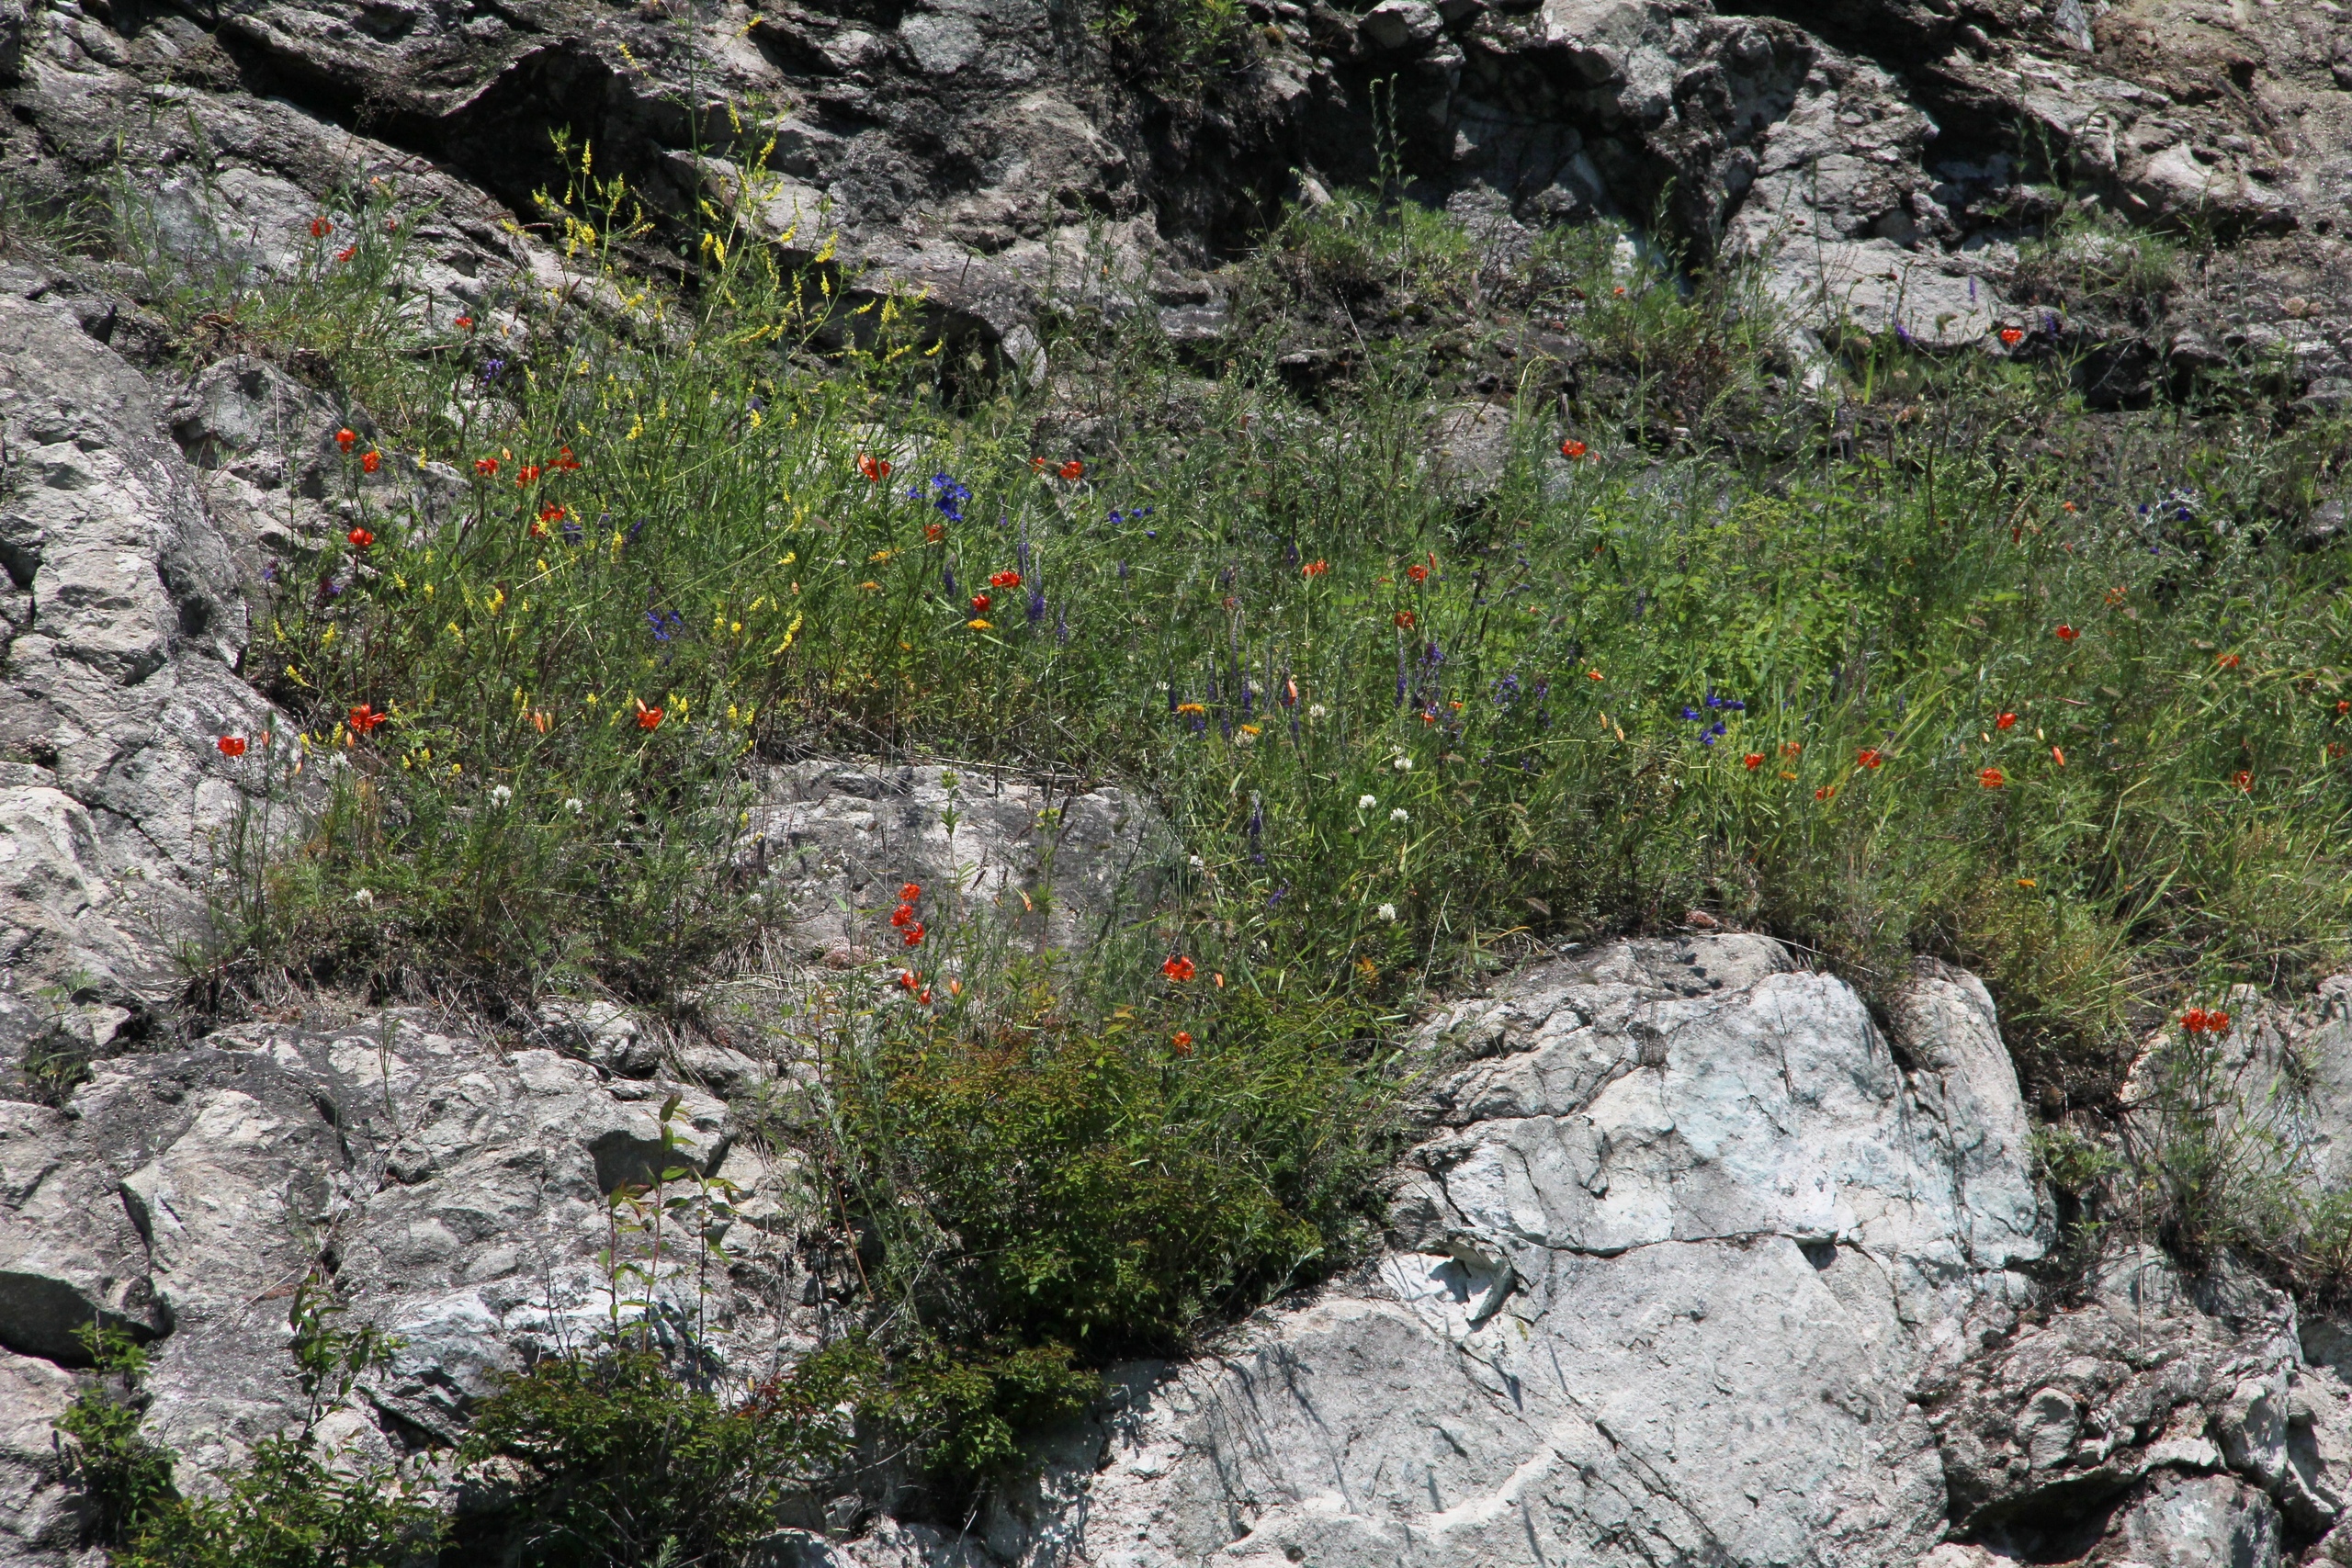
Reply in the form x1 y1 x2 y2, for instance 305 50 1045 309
1683 691 1745 746
913 473 971 525
646 607 685 643
1108 506 1156 525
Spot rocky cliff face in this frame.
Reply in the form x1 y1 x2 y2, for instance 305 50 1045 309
11 0 2352 1562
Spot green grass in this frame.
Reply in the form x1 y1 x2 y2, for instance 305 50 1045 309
21 134 2352 1537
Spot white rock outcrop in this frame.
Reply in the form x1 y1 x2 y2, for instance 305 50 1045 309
1006 937 2042 1568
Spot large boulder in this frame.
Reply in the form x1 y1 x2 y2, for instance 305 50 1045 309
966 937 2045 1567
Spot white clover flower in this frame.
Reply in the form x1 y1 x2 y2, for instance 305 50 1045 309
563 797 584 815
490 784 513 806
1188 853 1204 871
1389 807 1409 824
1308 703 1329 719
1393 756 1413 773
352 887 374 907
1357 794 1377 810
1376 902 1398 922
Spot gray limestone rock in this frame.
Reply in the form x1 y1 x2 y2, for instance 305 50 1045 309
0 276 283 1028
742 761 1178 961
0 1009 817 1563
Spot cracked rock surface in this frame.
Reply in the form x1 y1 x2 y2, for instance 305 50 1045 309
0 1005 828 1564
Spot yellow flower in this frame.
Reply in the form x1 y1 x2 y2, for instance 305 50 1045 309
1176 702 1206 716
967 618 993 630
868 548 896 563
858 580 882 592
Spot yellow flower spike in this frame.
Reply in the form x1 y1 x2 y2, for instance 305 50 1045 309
731 621 742 636
423 582 434 597
320 626 336 646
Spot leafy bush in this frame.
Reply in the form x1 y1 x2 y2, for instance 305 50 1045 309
56 1314 441 1568
455 1347 858 1567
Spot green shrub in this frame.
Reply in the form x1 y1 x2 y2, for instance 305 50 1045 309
456 1347 860 1568
56 1316 441 1568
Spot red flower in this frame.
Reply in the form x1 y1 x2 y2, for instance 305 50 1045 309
1781 741 1803 757
858 454 891 482
335 428 357 451
455 314 475 331
310 216 333 239
1856 749 1883 770
2339 701 2350 715
1560 439 1588 459
902 922 925 947
1171 1031 1193 1055
474 457 499 477
2054 625 2078 641
1394 611 1416 629
1978 766 2005 789
2217 653 2241 670
1587 669 1604 681
989 570 1023 589
2210 1010 2233 1032
1303 559 1329 577
924 523 945 543
2183 1007 2209 1032
217 736 247 757
899 970 919 991
971 592 991 613
890 904 915 928
539 505 567 524
899 883 922 901
1057 458 1084 481
1406 563 1430 583
517 464 541 485
1030 457 1046 471
1998 327 2024 346
637 705 663 731
1996 712 2018 730
1742 752 1764 770
360 450 381 473
1815 785 1836 801
335 245 356 264
555 446 581 471
347 704 386 734
1162 954 1196 982
2232 769 2253 791
2051 746 2065 766
346 527 374 549
2182 1007 2233 1036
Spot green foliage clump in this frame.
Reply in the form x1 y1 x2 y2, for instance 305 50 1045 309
56 1301 441 1568
456 1347 859 1568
